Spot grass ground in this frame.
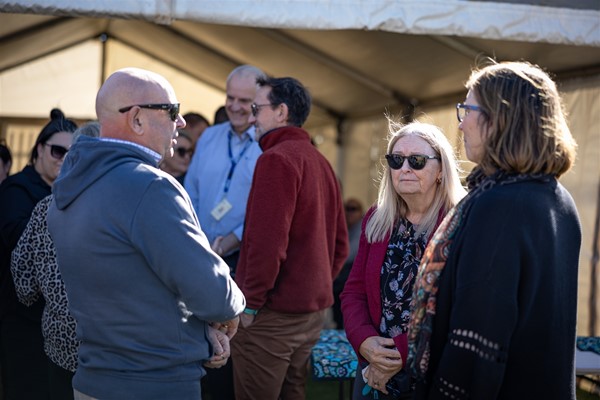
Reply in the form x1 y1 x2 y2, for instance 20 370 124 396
305 378 600 399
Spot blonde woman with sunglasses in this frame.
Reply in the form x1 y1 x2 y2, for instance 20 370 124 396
341 120 466 399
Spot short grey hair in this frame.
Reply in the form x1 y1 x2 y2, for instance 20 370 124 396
73 121 101 141
226 65 266 85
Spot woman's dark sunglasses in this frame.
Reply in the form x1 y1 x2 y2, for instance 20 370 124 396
175 147 194 158
119 103 180 122
44 143 69 160
385 154 440 170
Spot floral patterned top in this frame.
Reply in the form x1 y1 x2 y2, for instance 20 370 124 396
379 218 427 338
10 195 79 372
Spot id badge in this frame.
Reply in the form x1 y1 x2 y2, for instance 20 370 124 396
211 198 232 221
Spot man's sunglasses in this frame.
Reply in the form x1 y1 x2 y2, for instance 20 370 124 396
119 103 180 122
175 147 193 158
44 143 69 160
385 154 440 170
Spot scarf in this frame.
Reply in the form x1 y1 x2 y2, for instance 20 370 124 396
406 168 552 380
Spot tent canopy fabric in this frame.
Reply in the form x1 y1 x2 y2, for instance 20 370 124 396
2 0 599 45
0 0 599 125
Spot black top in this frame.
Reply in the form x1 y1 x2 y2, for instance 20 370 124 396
414 176 581 399
0 165 50 320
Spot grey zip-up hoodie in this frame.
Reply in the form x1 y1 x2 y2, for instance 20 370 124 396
48 135 244 399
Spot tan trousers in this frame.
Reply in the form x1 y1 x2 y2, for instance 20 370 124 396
231 308 325 400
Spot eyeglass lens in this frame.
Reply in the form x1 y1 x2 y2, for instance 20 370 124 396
48 144 69 160
167 104 180 122
251 103 272 117
457 105 471 122
175 147 193 158
456 103 482 123
385 154 434 170
457 107 465 122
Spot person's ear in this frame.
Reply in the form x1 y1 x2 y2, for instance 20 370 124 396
125 106 145 136
36 143 44 160
278 103 289 124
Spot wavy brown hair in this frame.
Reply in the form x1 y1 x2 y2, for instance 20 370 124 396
466 61 576 177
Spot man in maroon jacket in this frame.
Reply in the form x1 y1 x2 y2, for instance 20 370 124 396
232 76 349 400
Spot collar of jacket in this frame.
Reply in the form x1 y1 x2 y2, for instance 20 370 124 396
258 126 311 151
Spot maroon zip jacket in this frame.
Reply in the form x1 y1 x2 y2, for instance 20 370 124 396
235 126 349 313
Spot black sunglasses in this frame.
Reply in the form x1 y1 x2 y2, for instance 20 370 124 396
119 103 180 122
44 143 69 160
385 154 440 170
251 103 273 117
175 147 193 158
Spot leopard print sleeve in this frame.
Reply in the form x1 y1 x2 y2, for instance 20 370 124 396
10 195 53 305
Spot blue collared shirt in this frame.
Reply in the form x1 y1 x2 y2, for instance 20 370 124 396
184 122 262 245
101 138 162 164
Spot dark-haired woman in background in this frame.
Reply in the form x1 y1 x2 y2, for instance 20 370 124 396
160 130 194 186
0 143 11 185
11 122 99 400
0 108 76 399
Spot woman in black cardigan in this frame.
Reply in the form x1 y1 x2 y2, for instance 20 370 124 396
0 108 76 400
407 61 581 399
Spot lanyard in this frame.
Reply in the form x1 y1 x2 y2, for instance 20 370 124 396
223 130 252 194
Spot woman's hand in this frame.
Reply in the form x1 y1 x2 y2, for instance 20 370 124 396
363 364 400 395
359 336 403 373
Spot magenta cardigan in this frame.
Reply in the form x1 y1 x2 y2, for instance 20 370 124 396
341 207 444 364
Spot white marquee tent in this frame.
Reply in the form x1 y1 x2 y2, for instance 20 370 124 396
0 0 599 334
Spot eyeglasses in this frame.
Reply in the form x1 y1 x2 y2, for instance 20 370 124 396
175 147 193 158
385 154 440 170
251 103 273 117
119 103 181 122
44 143 69 160
456 103 483 122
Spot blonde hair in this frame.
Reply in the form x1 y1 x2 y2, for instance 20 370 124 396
466 61 576 177
366 120 466 243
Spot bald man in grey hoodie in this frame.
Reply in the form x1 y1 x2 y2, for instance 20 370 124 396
48 68 245 400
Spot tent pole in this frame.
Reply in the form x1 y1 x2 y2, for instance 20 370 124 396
100 33 108 87
590 180 600 336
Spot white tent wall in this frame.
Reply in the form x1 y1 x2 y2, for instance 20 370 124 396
0 38 228 121
332 74 600 336
104 40 225 119
0 1 599 335
560 75 600 336
0 40 101 118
